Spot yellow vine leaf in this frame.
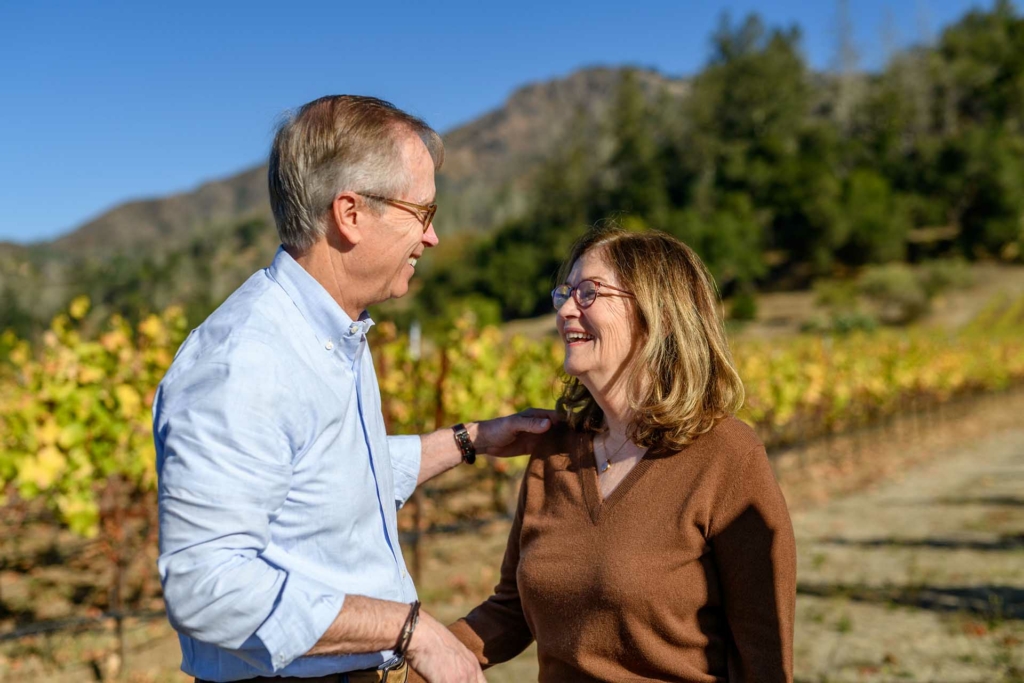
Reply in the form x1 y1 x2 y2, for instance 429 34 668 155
57 494 100 538
78 365 106 384
36 418 60 446
21 445 67 490
138 315 165 341
68 295 91 321
58 423 88 450
115 384 142 418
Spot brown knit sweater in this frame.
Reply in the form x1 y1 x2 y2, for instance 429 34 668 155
440 417 796 683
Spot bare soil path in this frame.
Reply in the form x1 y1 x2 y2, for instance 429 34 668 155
790 421 1024 682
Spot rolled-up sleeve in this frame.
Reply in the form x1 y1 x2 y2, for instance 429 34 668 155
155 339 343 672
387 436 423 505
388 435 421 507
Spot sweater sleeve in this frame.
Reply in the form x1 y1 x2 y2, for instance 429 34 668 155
446 466 535 668
709 444 797 683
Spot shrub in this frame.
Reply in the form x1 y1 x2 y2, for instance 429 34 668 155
831 311 879 334
800 313 832 334
799 311 878 335
730 289 758 321
813 279 859 313
919 258 974 297
858 264 930 324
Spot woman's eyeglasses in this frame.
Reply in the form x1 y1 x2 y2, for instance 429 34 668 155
356 192 437 233
551 279 634 311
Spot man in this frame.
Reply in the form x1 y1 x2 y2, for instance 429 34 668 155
154 96 551 683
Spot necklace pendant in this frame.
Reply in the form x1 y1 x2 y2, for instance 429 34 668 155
600 460 611 473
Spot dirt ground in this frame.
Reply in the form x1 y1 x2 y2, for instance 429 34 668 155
788 412 1024 682
5 390 1024 682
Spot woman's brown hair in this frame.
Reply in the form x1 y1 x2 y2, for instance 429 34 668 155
556 225 745 451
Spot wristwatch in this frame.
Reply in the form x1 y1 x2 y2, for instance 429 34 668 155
451 423 477 465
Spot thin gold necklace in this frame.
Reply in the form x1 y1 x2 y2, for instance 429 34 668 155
597 431 632 473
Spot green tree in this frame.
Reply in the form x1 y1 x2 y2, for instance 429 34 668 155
606 70 669 223
940 127 1024 256
685 14 825 268
938 0 1024 132
840 169 910 263
0 288 35 340
665 193 766 288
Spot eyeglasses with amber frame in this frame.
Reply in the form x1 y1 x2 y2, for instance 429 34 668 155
356 192 437 233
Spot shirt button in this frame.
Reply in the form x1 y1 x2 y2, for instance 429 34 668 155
349 323 360 334
325 340 334 351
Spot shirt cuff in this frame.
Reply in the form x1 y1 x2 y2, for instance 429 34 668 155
255 571 345 672
388 435 422 507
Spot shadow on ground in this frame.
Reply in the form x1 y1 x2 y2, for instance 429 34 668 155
880 495 1024 507
797 582 1024 619
815 534 1024 551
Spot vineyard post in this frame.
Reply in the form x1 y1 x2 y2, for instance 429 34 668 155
0 495 25 609
414 343 451 584
98 475 128 680
409 321 426 585
911 393 921 440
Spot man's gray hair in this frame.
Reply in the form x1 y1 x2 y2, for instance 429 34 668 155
268 95 444 252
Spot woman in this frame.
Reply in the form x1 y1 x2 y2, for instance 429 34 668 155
445 226 796 682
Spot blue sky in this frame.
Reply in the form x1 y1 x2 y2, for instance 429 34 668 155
0 0 993 243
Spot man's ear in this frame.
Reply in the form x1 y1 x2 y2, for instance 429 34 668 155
330 192 363 245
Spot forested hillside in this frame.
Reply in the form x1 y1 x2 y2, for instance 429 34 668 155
417 2 1024 323
1 2 1022 337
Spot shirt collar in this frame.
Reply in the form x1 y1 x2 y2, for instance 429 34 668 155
267 247 375 355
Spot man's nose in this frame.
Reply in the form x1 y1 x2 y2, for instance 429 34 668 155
423 222 440 247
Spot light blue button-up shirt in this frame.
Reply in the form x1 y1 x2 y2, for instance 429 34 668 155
154 247 421 681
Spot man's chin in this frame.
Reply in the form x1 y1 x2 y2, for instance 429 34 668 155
389 279 412 300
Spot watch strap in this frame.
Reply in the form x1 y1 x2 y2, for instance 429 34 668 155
451 423 477 465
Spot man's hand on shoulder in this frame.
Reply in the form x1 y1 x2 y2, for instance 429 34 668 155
417 409 561 484
474 408 560 458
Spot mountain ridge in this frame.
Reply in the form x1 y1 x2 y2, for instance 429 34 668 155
20 66 683 258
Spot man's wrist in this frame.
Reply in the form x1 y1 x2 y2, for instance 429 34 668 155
308 595 426 658
394 600 421 657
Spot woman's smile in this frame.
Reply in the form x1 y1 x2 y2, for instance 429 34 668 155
563 328 595 345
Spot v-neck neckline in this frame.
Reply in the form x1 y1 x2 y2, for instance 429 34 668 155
579 432 657 524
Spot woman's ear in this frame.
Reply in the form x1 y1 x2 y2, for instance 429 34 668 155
330 192 363 245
